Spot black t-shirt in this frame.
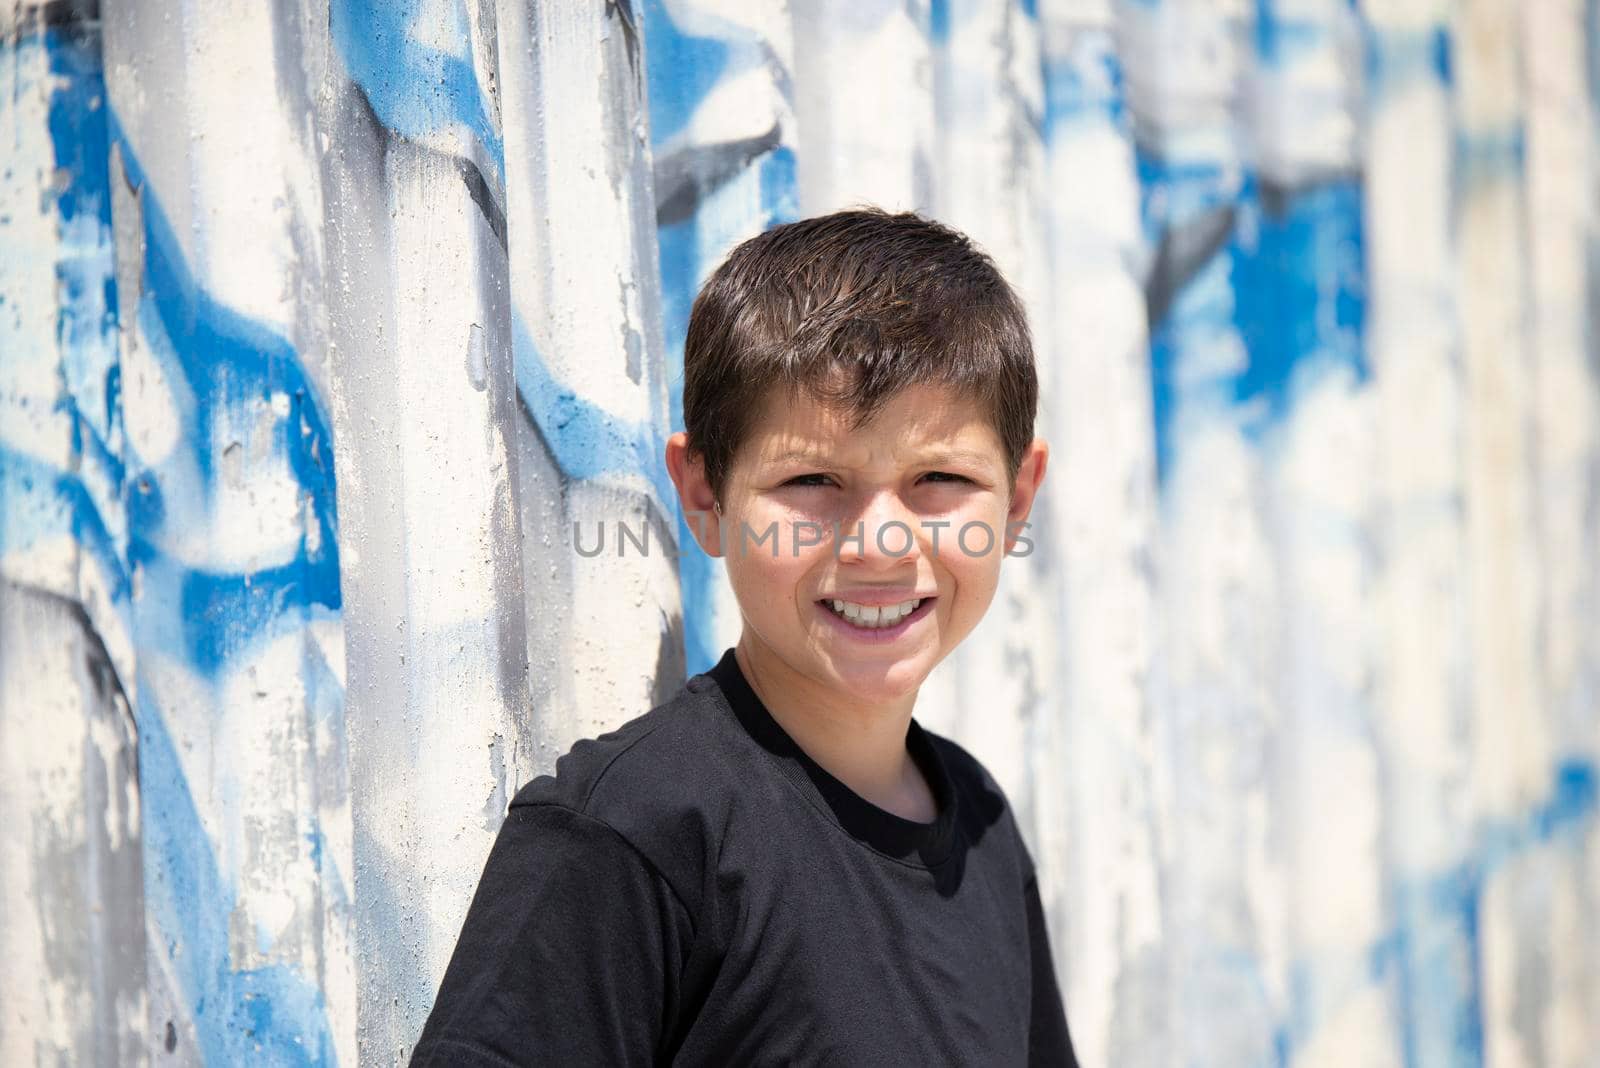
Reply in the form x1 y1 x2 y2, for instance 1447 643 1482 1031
410 647 1079 1066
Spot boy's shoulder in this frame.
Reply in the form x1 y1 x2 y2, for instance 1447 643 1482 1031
509 670 737 816
504 672 743 903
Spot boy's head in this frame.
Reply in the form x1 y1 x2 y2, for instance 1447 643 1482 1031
679 207 1038 511
665 207 1048 702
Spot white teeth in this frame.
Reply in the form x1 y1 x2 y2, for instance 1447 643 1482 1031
825 597 924 629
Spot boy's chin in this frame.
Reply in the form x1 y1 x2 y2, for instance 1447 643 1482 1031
817 652 933 697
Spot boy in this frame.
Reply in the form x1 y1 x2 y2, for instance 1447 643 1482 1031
410 208 1078 1066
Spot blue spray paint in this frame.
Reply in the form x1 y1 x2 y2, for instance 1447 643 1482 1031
1233 178 1368 429
644 0 800 676
138 700 338 1066
511 312 676 514
1377 761 1597 1068
5 23 343 1063
329 0 504 173
1042 24 1130 136
0 29 128 602
102 97 344 1068
119 198 343 1055
1138 150 1251 487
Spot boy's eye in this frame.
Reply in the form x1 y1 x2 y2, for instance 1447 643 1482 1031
783 472 972 487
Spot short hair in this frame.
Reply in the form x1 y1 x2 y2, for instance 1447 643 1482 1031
681 206 1038 508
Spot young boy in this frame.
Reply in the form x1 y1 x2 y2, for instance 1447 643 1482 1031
410 208 1078 1066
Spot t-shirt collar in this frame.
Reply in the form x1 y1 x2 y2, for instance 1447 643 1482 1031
705 646 960 867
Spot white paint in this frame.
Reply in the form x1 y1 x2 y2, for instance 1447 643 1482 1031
1247 5 1361 183
208 391 317 573
181 1 306 335
0 591 146 1065
794 0 934 215
923 0 1053 849
659 0 790 42
407 0 473 58
1519 3 1600 1062
1360 12 1485 1053
1116 0 1250 142
1274 367 1396 1064
216 622 329 970
0 41 59 422
120 300 186 468
1037 13 1165 1065
1456 0 1546 818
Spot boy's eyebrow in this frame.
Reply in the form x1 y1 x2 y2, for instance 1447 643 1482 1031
762 449 825 466
761 447 999 469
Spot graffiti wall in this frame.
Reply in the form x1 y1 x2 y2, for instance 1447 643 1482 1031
1 0 1595 1064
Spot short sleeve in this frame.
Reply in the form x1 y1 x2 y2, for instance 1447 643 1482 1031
409 803 695 1067
1022 857 1079 1067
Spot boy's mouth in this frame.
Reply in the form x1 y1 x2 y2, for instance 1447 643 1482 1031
814 595 935 634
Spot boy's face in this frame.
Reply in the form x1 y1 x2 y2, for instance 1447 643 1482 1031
667 380 1047 704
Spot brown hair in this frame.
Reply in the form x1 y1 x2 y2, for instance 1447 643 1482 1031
681 206 1038 508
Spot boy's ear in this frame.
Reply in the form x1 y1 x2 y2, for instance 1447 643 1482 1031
665 431 726 558
1003 437 1048 555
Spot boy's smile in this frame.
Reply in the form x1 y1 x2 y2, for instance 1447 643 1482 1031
668 379 1047 711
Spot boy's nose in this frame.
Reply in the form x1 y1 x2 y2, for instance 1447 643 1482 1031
837 490 923 565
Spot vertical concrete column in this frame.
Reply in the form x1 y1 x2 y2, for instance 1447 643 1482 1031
494 0 684 761
1519 3 1600 1059
314 0 529 1058
921 0 1058 906
1116 1 1288 1062
791 0 937 215
1036 3 1165 1063
1363 4 1479 1064
1455 2 1563 1065
97 0 357 1059
1247 1 1399 1062
0 9 146 1062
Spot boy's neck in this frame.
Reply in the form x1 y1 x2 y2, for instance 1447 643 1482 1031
733 636 938 823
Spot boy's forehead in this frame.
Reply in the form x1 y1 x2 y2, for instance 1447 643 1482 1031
741 380 1003 463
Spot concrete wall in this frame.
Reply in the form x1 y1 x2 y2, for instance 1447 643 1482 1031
1 0 1595 1064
